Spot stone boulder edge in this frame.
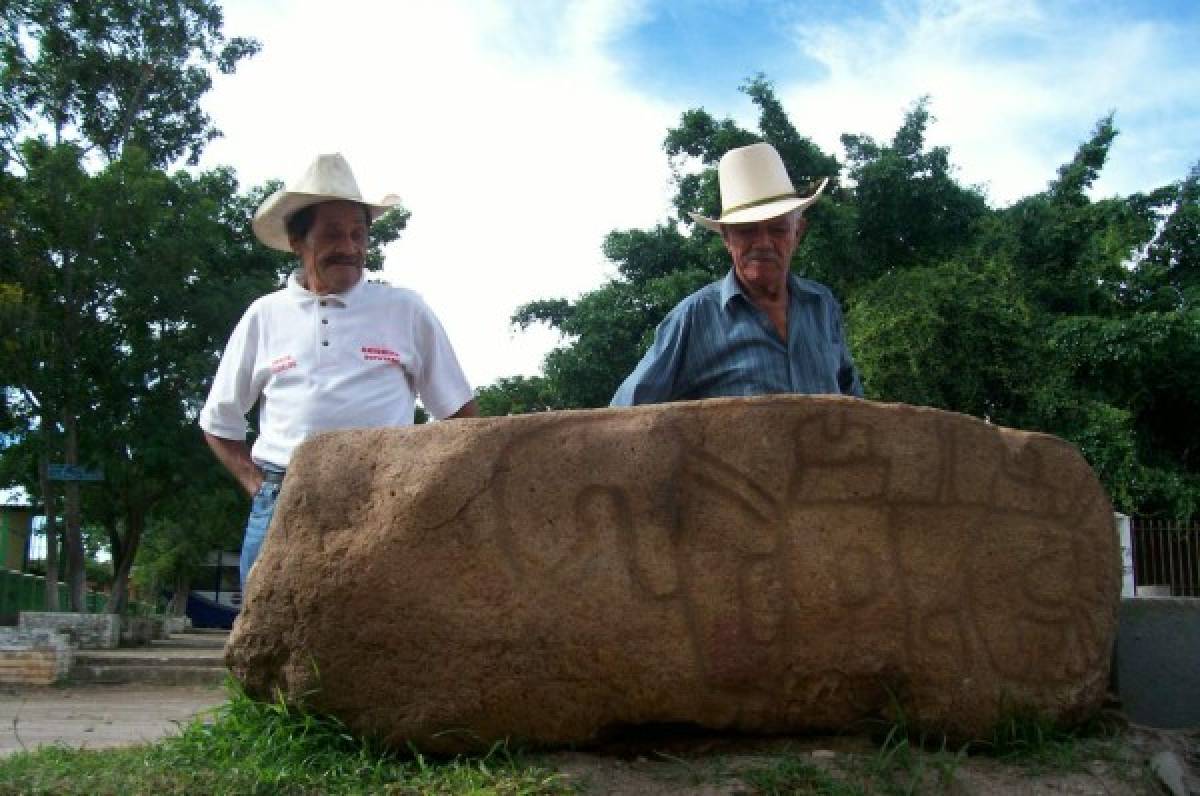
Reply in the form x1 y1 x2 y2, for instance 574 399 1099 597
225 396 1120 753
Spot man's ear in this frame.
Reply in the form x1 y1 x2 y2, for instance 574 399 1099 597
719 226 736 256
794 214 810 240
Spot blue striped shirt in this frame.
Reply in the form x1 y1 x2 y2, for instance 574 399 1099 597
610 269 863 406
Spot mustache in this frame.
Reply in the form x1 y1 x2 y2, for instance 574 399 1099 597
321 255 361 267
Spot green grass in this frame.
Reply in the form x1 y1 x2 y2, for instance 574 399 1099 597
973 709 1145 782
862 721 968 795
739 706 1133 795
741 754 867 795
0 683 1153 796
0 681 570 795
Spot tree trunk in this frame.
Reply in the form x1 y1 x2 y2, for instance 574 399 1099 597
108 507 144 616
170 572 190 617
63 414 86 611
37 456 59 611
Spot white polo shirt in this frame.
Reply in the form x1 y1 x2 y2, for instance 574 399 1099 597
199 273 473 468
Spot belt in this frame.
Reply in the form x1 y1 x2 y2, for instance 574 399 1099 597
261 469 287 485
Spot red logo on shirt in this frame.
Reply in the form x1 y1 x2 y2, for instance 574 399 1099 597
361 346 400 363
270 355 297 374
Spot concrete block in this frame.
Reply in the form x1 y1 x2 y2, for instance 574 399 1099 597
163 616 192 635
151 616 167 640
1116 597 1200 728
120 617 148 645
18 611 120 649
118 616 167 645
0 627 74 684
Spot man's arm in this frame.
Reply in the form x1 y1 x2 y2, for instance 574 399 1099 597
199 306 267 491
830 299 864 398
203 432 262 497
610 308 690 406
448 399 479 419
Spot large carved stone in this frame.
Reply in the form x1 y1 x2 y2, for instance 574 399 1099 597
226 396 1120 753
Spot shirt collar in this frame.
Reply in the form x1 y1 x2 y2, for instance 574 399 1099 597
286 269 366 307
719 269 822 310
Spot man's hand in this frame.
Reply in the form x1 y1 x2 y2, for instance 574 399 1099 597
203 432 263 497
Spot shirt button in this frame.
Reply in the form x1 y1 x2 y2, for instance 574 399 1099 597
319 300 327 307
321 319 328 324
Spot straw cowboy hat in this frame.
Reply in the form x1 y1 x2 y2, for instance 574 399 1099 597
690 142 829 232
252 153 402 251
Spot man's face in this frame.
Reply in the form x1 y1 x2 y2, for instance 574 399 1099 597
291 200 369 295
721 211 807 298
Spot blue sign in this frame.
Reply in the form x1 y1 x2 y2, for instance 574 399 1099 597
48 464 104 482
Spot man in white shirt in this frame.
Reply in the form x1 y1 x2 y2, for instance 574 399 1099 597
199 153 478 586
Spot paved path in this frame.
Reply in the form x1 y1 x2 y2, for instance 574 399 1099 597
0 683 227 757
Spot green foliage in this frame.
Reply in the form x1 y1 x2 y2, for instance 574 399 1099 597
365 205 412 271
848 258 1040 419
0 0 260 166
498 75 1200 519
476 376 563 417
838 97 989 286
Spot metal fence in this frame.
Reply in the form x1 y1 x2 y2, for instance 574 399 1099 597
1131 517 1200 597
0 569 157 618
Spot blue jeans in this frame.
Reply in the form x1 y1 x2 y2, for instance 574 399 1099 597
240 471 284 588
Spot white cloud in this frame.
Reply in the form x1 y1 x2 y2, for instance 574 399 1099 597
200 0 676 386
780 0 1200 205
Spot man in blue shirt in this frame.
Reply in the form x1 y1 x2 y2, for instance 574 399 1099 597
611 142 862 405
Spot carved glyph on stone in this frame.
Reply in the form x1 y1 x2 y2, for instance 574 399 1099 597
226 396 1120 753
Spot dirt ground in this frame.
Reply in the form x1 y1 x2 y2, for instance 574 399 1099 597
540 723 1199 795
1 684 1196 794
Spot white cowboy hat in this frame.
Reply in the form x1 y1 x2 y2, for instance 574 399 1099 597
689 142 829 232
252 153 402 251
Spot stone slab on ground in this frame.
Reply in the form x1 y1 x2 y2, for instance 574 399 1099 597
228 396 1121 753
0 684 226 757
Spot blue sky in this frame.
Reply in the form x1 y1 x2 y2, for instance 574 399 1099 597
615 1 833 103
197 0 1200 388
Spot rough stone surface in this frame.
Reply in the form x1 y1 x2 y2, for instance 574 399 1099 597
226 396 1120 753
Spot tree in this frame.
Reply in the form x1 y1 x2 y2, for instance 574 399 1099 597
1 0 259 167
475 376 563 417
837 97 989 287
0 0 260 610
